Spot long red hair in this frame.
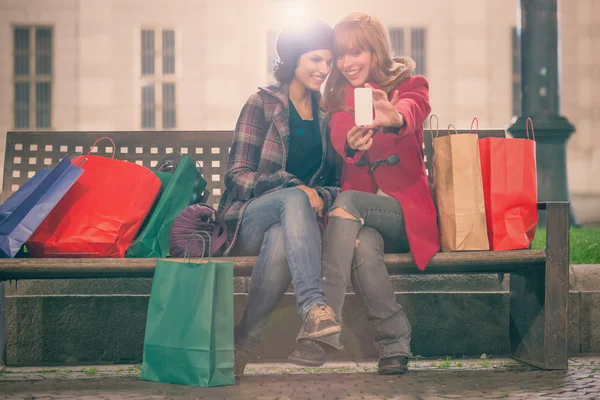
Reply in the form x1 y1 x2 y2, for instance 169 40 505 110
323 13 415 112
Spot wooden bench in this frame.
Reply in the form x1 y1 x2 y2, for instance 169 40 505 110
0 130 570 370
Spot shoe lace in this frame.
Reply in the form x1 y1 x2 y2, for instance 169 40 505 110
308 305 335 325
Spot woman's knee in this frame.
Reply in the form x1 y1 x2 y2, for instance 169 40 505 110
330 191 362 221
280 187 313 213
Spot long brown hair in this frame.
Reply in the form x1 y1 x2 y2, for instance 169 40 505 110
322 13 415 112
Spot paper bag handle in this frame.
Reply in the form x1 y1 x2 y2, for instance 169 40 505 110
184 230 213 262
470 117 479 135
87 137 116 159
526 117 536 141
447 124 458 135
429 114 440 138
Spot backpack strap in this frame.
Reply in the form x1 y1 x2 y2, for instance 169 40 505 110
210 218 228 256
209 205 227 256
194 203 228 257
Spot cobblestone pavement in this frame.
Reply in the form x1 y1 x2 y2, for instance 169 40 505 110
1 357 600 399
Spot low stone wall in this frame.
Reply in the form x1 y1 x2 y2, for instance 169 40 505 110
5 265 599 365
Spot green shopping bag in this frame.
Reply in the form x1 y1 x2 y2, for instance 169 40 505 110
141 232 235 387
126 155 207 257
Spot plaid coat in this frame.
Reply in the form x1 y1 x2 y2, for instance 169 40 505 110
218 83 341 256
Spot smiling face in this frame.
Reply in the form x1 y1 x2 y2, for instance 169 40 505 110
336 49 372 87
293 49 334 91
332 21 376 88
323 13 401 112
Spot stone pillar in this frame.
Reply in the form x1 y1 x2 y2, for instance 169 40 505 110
508 0 577 226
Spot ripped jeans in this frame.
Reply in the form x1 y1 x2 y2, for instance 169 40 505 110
300 190 412 359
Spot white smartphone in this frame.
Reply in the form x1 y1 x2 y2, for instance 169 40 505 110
354 87 373 126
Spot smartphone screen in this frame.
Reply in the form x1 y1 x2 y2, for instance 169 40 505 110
354 87 373 126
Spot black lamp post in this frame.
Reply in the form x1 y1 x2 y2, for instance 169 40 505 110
508 0 577 226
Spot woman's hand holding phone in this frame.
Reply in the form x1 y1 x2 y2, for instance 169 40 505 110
366 83 404 128
350 85 403 152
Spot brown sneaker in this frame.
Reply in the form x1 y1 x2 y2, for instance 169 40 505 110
301 304 341 339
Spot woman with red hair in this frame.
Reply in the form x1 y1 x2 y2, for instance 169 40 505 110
290 12 440 375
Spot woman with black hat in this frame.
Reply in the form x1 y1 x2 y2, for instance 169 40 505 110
218 19 342 377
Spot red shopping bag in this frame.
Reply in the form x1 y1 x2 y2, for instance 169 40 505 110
27 138 162 258
478 118 538 251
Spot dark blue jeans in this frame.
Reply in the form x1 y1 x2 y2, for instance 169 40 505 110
234 187 327 351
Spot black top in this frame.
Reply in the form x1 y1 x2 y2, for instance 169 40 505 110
286 98 322 185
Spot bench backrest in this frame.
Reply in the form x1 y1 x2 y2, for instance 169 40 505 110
3 128 506 207
3 131 233 209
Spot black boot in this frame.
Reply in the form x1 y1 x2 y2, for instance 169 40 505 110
378 355 409 375
287 339 327 367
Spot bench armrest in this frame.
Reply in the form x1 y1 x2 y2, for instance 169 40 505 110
544 201 570 260
538 201 569 211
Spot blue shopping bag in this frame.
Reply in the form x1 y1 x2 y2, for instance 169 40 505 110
0 155 84 258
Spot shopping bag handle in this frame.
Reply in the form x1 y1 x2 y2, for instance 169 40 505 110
87 137 116 159
526 117 536 141
155 153 184 172
429 114 439 138
155 155 203 173
73 156 87 168
447 124 458 135
184 230 213 262
68 153 88 168
470 117 479 135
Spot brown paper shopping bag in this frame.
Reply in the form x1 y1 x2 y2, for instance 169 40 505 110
430 116 489 251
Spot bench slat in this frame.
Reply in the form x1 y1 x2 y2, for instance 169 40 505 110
0 250 546 280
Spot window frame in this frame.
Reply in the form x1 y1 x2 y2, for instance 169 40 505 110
12 25 53 130
388 26 427 76
139 27 178 130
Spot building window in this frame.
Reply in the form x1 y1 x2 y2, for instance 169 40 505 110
267 30 278 83
388 27 427 76
511 27 521 117
141 28 177 129
389 28 405 59
13 26 52 129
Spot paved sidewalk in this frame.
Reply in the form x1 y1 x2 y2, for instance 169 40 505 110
1 357 600 399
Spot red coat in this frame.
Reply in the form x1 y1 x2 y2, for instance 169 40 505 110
329 76 440 270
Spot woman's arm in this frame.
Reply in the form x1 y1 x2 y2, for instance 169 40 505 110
224 93 303 201
329 112 364 164
393 76 432 137
312 138 342 212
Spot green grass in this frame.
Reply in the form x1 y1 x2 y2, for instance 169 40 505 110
532 227 600 264
126 364 142 375
439 356 452 369
480 359 491 368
